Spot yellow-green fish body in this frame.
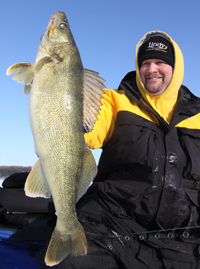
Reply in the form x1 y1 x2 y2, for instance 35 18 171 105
7 11 105 266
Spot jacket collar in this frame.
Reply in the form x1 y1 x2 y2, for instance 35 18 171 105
118 71 200 130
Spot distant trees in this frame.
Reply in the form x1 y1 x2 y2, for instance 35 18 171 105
0 166 32 178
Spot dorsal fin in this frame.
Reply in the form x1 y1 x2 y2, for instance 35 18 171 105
83 69 106 132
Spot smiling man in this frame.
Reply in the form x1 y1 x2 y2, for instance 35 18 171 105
138 34 174 96
38 31 200 269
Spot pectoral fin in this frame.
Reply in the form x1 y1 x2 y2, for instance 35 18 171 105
6 56 53 94
76 146 97 202
25 160 51 198
6 62 34 94
34 56 53 73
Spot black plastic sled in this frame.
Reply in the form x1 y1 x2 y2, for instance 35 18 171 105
0 172 56 269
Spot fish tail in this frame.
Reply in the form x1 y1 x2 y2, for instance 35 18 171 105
45 224 88 266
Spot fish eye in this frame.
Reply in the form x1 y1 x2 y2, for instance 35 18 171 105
60 23 67 29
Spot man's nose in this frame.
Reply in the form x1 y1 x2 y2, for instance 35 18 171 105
147 63 158 73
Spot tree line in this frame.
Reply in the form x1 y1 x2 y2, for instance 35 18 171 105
0 166 32 178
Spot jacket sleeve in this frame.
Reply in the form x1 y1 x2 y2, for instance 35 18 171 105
84 89 118 149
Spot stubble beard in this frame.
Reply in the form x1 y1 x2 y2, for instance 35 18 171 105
144 74 165 95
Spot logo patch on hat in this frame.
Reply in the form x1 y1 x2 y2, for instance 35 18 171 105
148 42 168 50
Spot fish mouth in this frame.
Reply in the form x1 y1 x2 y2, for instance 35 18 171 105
48 11 61 26
40 34 44 41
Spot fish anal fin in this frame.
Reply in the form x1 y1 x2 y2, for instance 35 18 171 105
24 160 51 198
45 223 87 266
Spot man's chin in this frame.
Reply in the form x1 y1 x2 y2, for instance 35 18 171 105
145 85 164 96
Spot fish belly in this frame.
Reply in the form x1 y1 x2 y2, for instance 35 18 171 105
30 61 84 224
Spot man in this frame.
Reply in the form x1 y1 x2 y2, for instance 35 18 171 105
40 30 200 268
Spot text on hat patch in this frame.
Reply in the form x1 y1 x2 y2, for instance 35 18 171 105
147 42 168 50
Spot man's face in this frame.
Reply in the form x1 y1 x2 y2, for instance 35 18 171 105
139 59 173 96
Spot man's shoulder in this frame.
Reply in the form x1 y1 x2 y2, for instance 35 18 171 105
180 85 200 104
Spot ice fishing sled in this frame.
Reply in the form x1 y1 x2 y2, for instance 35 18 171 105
0 172 56 268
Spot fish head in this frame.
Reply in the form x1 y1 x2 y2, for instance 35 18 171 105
39 11 78 61
44 11 72 43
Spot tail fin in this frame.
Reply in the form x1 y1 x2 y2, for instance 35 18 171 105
45 224 88 266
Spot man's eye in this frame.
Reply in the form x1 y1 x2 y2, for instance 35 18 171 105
158 61 165 64
141 62 148 67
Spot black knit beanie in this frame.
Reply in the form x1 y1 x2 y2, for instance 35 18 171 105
138 36 174 68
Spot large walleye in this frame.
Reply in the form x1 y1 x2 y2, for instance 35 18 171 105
6 11 105 266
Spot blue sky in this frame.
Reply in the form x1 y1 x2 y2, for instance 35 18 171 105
1 0 200 166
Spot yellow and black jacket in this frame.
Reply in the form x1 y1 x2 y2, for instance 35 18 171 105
82 31 200 238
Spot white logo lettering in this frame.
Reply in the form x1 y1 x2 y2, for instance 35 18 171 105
187 116 196 121
148 42 168 50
